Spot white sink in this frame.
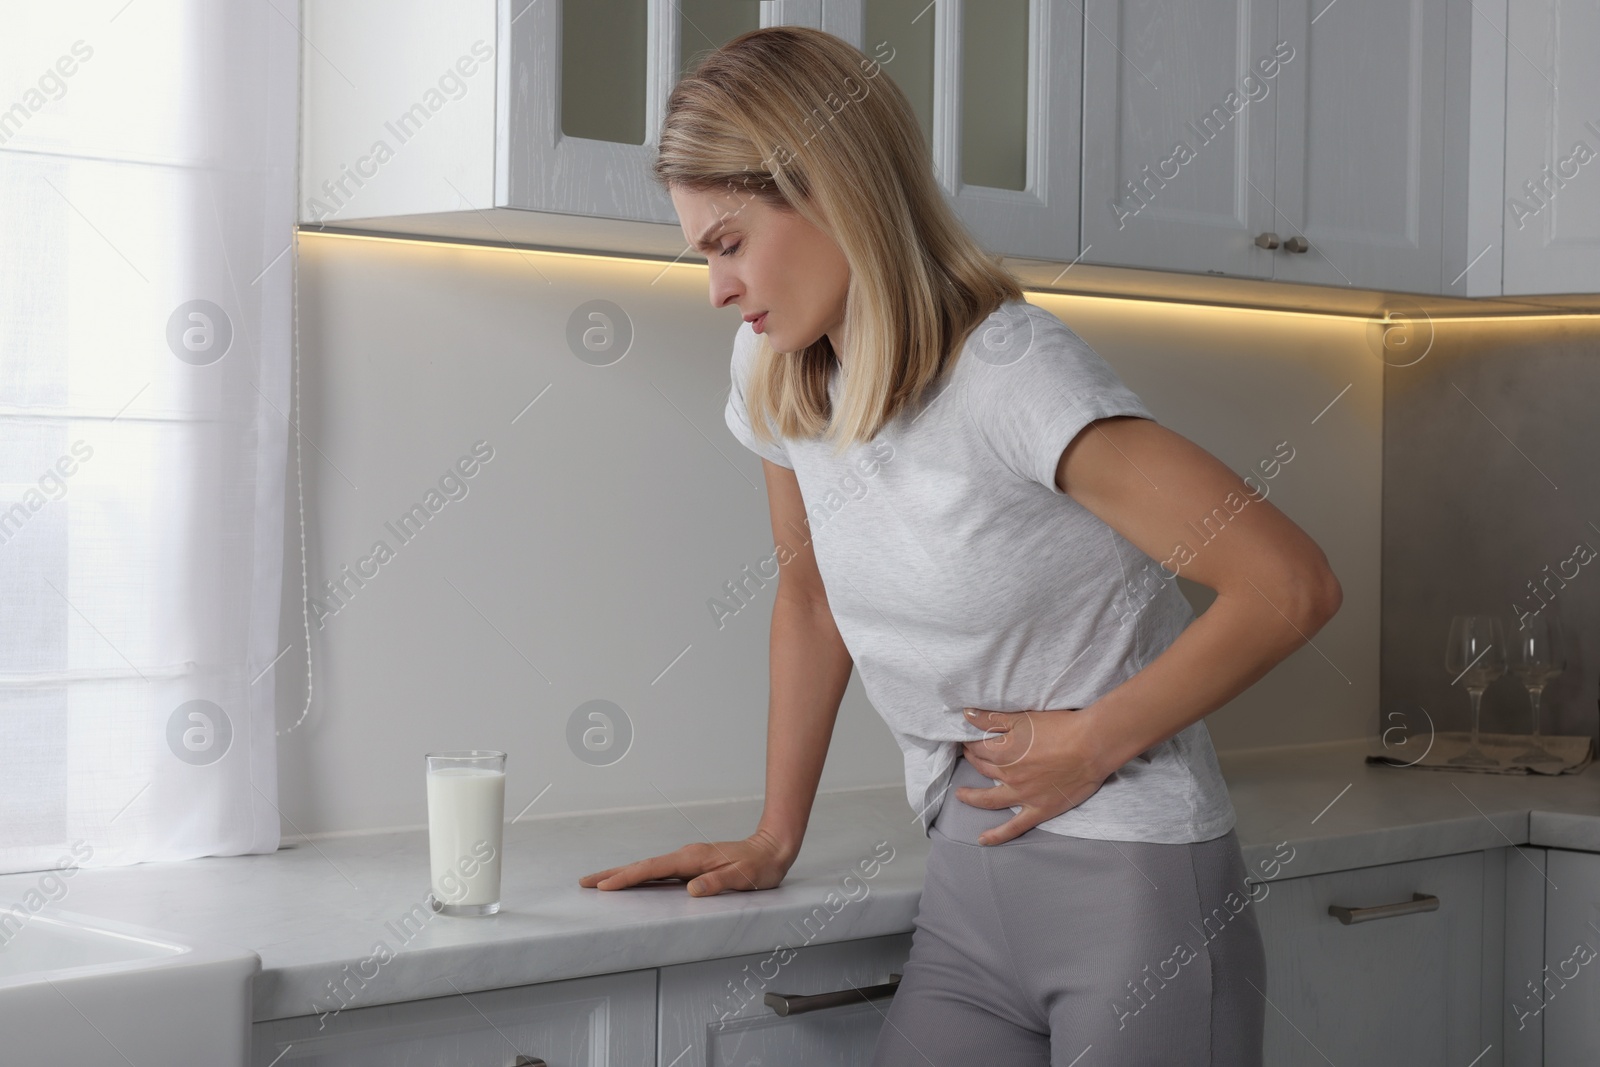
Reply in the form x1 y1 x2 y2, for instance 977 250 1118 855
0 908 259 1066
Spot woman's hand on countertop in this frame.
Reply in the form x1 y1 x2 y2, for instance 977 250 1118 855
958 706 1118 846
578 827 797 897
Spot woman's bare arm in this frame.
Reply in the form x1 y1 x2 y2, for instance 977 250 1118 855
754 459 854 865
958 415 1343 844
1053 415 1342 773
579 459 850 893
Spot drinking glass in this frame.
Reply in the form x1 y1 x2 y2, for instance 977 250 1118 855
425 750 506 916
1506 614 1566 763
1444 615 1505 767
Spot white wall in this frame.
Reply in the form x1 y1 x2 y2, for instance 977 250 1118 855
274 235 1380 836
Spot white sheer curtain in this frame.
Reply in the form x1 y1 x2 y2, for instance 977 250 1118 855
0 2 296 873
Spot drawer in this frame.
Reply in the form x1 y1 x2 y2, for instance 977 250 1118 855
658 932 911 1067
1254 850 1488 1066
252 968 656 1067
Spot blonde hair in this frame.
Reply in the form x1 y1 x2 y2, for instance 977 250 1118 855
653 26 1024 456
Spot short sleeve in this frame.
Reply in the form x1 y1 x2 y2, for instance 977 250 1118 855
723 321 795 469
961 302 1154 495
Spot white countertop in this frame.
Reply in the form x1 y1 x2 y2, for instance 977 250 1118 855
5 738 1598 1022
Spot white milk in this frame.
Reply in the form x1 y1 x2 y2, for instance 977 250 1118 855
426 767 505 907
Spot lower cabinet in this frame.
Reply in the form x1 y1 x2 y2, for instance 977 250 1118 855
253 843 1600 1065
657 933 912 1067
1539 849 1600 1063
1254 850 1496 1066
250 969 656 1066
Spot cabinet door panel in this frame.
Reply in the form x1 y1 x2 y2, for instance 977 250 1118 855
499 0 674 222
766 0 867 41
659 933 911 1067
251 969 656 1067
1255 851 1484 1066
1540 850 1600 1061
1271 0 1448 292
1502 0 1600 295
1081 0 1278 279
936 0 1082 262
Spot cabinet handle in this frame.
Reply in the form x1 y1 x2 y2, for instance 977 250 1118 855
511 1058 547 1066
1327 892 1438 925
762 973 902 1017
1283 235 1310 253
1254 232 1281 249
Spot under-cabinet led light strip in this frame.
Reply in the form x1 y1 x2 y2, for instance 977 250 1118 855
294 227 1600 326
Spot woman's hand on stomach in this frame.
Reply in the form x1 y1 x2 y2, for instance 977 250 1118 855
957 705 1117 846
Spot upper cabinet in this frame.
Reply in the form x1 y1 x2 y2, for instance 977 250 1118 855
301 0 1596 297
500 0 761 225
300 0 799 257
1501 0 1600 296
1081 0 1453 294
1079 0 1279 281
301 0 1080 262
838 0 1083 261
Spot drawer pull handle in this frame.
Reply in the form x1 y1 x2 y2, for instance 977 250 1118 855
1328 892 1438 925
763 973 902 1016
512 1057 548 1066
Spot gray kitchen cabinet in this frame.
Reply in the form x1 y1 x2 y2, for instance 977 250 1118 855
1265 0 1452 293
302 0 1588 296
300 0 818 256
250 969 656 1067
301 0 1079 264
1080 0 1279 281
1254 849 1494 1065
1501 0 1600 295
1082 0 1457 295
1503 845 1547 1067
1536 849 1600 1063
764 0 1083 262
657 932 911 1067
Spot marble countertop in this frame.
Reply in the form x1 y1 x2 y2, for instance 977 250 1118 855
5 738 1598 1023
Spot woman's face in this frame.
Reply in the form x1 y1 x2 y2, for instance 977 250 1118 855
670 183 850 355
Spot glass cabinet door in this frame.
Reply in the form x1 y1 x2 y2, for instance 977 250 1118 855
503 0 771 225
864 0 936 161
560 0 650 146
939 0 1080 261
677 0 763 77
857 0 1081 262
502 0 1079 261
959 0 1029 191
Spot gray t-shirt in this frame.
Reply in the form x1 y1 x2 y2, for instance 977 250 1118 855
724 298 1236 844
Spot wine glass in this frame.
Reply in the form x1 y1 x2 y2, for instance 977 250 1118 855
1444 614 1506 766
1506 613 1566 762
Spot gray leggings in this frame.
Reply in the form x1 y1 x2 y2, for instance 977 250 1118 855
872 755 1265 1066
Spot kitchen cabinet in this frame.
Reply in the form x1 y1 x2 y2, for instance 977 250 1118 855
1501 0 1600 295
301 0 1079 262
303 0 1596 297
1081 0 1457 295
233 838 1593 1066
299 0 793 256
856 0 1083 262
245 935 910 1067
501 0 761 226
1503 845 1547 1067
1253 848 1498 1065
1536 849 1600 1063
657 932 911 1067
249 969 656 1066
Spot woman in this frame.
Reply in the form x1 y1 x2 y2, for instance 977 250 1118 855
578 27 1341 1066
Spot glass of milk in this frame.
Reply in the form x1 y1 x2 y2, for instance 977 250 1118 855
425 750 506 916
